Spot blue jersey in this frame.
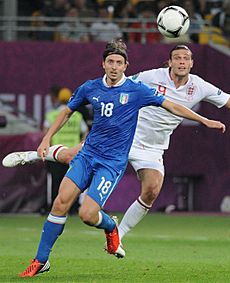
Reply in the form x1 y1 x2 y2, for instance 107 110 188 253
67 77 165 171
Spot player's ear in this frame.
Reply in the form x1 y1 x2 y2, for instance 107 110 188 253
163 60 169 67
168 59 172 67
102 60 105 70
124 61 129 71
190 59 194 68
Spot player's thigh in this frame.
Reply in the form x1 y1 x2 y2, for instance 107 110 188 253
52 176 81 214
130 158 164 192
58 144 82 164
58 176 81 203
87 166 124 208
130 158 164 177
65 154 92 192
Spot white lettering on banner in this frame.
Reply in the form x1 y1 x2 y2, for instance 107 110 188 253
0 93 50 128
34 95 42 126
0 94 16 112
18 94 26 120
0 94 16 102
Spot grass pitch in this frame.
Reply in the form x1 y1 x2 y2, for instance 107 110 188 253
0 213 230 283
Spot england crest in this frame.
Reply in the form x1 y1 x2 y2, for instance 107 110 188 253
186 84 196 101
119 93 129 104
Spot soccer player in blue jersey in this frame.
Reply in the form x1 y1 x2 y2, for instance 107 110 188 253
19 40 225 277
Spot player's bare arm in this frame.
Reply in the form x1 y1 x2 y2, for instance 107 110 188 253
162 99 226 133
38 106 73 160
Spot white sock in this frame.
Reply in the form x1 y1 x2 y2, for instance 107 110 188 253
118 196 151 240
26 145 67 162
45 144 67 162
27 151 41 162
95 211 102 226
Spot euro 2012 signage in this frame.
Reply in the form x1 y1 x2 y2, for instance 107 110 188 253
0 92 54 128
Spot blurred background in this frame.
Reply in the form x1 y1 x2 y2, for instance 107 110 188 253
0 0 229 214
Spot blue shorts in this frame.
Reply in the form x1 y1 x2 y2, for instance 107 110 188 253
65 152 125 207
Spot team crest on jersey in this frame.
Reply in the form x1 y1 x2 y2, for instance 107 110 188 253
186 85 196 101
119 93 129 104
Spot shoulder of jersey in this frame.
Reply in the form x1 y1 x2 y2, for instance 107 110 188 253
83 78 102 88
189 73 204 84
128 76 141 84
128 77 151 90
133 68 167 80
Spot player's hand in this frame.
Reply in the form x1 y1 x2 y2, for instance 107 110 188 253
37 139 50 161
205 119 226 133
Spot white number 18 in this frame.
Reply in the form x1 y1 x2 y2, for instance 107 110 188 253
101 102 114 117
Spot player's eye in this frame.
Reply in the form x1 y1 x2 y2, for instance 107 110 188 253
173 56 180 60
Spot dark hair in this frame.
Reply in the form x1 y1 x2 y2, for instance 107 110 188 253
169 45 193 59
103 39 128 63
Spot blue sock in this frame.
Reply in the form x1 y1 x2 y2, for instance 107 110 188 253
95 210 116 232
35 214 67 263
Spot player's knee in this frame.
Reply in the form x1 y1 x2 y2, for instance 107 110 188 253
78 206 96 225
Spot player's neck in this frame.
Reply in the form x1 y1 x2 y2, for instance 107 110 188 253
106 78 118 87
104 74 126 87
170 72 189 89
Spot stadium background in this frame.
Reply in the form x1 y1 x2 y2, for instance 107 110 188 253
0 0 229 213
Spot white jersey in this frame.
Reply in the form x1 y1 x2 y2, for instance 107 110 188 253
129 67 229 162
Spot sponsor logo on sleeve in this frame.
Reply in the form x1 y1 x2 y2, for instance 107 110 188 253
217 89 222 95
131 73 140 80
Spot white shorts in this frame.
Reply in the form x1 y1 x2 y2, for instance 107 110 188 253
128 149 165 176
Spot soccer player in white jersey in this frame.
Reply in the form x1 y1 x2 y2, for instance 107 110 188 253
3 45 229 262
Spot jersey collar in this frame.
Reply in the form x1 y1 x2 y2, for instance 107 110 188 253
102 74 127 88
